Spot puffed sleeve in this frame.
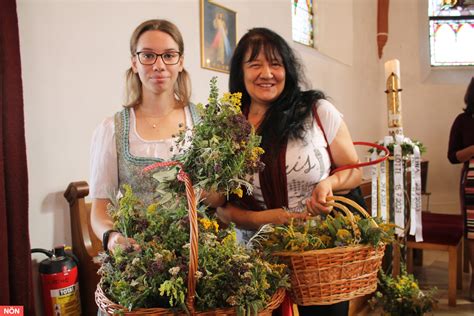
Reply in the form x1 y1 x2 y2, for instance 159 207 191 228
447 114 463 164
316 99 343 144
89 117 118 199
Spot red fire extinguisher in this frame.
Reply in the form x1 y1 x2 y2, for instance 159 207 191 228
31 246 82 316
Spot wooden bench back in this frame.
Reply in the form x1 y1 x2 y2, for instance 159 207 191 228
64 181 100 316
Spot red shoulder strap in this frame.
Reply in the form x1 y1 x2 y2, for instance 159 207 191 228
311 104 334 167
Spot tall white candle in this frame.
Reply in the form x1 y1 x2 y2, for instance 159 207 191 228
384 59 403 136
384 59 400 85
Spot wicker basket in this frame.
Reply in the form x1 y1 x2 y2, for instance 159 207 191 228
95 161 285 315
274 196 386 306
96 285 286 316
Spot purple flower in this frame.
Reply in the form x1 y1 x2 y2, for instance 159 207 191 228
214 164 222 173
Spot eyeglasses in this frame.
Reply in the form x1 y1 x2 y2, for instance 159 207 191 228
136 51 181 65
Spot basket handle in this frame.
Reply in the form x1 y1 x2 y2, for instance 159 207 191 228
323 200 361 239
143 161 198 314
326 195 379 231
326 196 372 219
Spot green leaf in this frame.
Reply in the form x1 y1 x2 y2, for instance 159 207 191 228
152 168 178 182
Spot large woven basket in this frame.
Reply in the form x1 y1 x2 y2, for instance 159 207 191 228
274 196 386 306
95 161 285 315
96 285 285 316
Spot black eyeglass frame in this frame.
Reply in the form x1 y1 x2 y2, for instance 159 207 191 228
135 51 182 65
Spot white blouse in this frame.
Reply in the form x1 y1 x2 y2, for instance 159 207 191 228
251 99 342 211
89 106 194 199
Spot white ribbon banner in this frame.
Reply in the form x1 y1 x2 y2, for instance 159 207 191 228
393 145 405 236
410 146 423 241
379 154 388 222
370 151 379 218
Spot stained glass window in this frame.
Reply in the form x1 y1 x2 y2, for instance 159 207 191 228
429 0 474 66
292 0 314 47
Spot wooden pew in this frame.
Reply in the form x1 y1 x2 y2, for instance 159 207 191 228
64 181 101 316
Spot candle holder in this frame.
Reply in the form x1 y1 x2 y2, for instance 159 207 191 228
385 72 403 136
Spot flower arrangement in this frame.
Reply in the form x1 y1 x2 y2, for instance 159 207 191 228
369 135 426 158
175 77 264 197
97 78 284 315
99 181 289 314
249 212 395 253
369 267 437 316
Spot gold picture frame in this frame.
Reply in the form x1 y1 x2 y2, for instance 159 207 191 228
200 0 236 73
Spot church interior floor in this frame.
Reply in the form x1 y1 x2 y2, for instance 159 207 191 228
412 249 473 315
365 249 473 315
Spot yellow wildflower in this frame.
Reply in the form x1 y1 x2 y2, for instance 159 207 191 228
336 229 352 241
221 92 242 114
147 203 158 215
199 218 212 230
250 146 265 161
232 187 243 198
222 230 237 244
212 220 219 233
319 234 332 246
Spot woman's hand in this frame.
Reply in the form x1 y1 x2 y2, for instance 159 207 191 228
108 232 140 254
273 208 309 225
200 190 226 208
306 178 333 215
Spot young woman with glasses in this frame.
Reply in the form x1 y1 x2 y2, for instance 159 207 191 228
90 19 223 256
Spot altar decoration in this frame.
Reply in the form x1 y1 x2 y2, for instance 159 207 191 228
385 59 403 137
368 59 424 242
369 266 437 316
249 196 395 305
369 135 425 240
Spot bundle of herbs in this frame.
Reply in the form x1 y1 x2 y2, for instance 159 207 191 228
175 77 264 198
99 183 289 314
98 77 285 315
369 267 437 316
248 208 395 253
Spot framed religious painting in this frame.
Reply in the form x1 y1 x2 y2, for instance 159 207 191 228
200 0 236 73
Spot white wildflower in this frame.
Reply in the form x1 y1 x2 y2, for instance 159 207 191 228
169 266 180 276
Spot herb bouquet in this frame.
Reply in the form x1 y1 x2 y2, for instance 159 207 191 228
369 267 437 316
249 196 395 306
175 77 264 198
97 178 288 315
96 78 286 315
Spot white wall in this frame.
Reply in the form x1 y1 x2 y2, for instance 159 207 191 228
17 0 470 314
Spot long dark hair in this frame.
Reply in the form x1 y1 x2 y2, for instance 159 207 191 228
464 77 474 115
229 28 325 156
